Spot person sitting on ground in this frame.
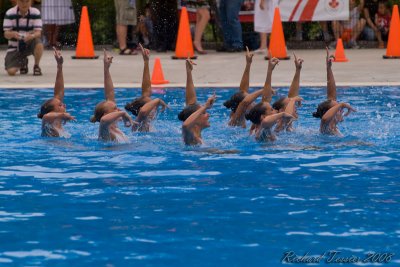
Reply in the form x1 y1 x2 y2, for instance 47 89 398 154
272 54 304 132
313 48 356 136
332 0 366 49
37 48 75 137
90 50 136 142
3 0 44 76
224 47 264 128
375 0 391 45
178 58 216 145
125 44 169 132
362 0 385 48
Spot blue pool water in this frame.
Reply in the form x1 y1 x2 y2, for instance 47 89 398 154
0 87 399 266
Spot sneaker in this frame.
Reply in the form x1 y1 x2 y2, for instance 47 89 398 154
328 41 337 49
348 40 360 49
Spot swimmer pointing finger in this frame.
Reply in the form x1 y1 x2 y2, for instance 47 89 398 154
38 47 75 137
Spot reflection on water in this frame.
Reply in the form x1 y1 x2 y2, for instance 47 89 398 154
0 87 399 266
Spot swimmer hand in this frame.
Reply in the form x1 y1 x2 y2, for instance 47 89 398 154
293 53 303 70
342 103 356 116
186 56 196 71
326 47 335 67
122 112 134 127
291 96 303 107
53 47 63 66
268 55 279 70
159 100 169 112
103 49 113 68
62 113 76 123
245 46 254 64
139 43 150 61
205 93 217 109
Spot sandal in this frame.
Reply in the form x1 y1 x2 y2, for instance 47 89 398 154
33 64 42 76
119 47 136 55
20 57 28 75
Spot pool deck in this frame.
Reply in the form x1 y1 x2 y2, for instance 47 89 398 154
0 49 399 88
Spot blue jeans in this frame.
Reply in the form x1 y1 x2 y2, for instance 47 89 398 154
219 0 243 49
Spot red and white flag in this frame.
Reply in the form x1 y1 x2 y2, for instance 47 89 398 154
279 0 349 22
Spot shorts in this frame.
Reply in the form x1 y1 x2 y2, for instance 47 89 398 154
114 0 137 26
4 38 42 70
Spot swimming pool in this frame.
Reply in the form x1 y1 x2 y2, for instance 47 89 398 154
0 87 399 266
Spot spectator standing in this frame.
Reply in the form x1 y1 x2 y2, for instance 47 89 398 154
151 0 178 52
136 4 153 49
184 0 210 54
253 0 277 53
3 0 44 76
114 0 138 55
218 0 243 52
41 0 75 48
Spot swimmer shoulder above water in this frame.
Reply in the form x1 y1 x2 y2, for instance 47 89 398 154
125 44 169 132
313 48 356 136
90 50 136 142
38 48 75 137
178 58 216 146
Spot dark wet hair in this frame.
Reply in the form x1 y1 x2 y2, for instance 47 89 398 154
223 92 245 113
313 100 333 118
90 101 108 123
37 98 56 119
125 97 148 116
245 102 267 125
178 103 201 121
272 97 287 111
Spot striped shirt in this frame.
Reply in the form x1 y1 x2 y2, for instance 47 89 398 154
3 6 42 52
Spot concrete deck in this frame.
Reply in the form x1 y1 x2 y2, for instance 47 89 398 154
0 49 399 88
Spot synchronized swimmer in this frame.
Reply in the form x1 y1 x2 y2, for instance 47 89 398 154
37 46 356 145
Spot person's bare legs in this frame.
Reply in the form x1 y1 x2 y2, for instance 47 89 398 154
350 19 366 42
332 21 343 40
259 32 267 50
116 24 128 51
53 25 60 47
34 42 44 66
193 8 210 52
44 24 55 47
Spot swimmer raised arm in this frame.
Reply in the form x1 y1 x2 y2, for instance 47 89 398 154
326 47 336 101
103 49 115 102
53 48 64 101
288 53 303 98
239 47 253 93
140 44 152 98
185 57 197 105
262 55 279 103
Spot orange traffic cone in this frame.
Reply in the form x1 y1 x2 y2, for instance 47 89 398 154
383 5 400 59
172 7 197 60
333 38 348 62
72 6 98 59
151 58 169 85
265 8 290 60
